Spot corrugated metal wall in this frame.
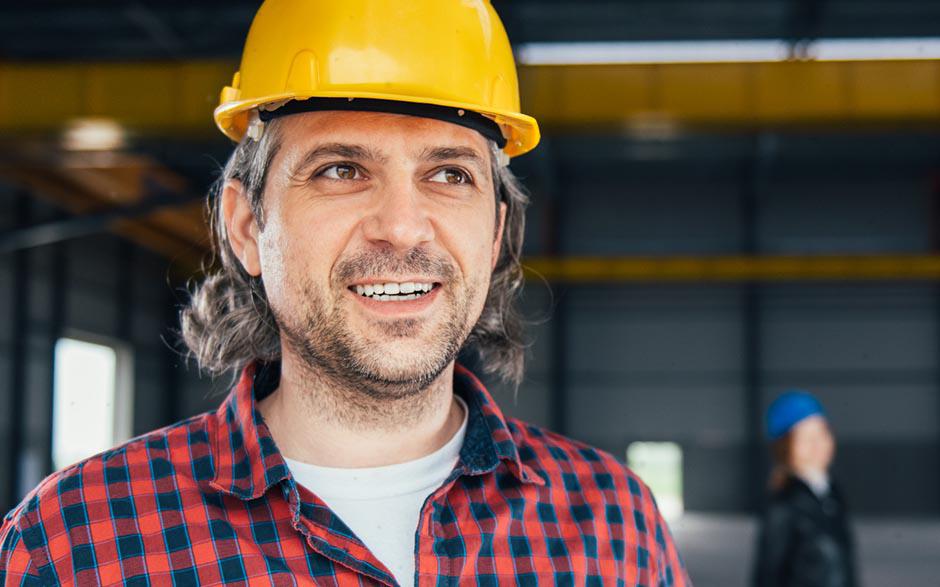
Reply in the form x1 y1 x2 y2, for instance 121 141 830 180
489 131 940 515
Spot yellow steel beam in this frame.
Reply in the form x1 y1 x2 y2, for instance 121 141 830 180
521 60 940 128
0 61 232 135
0 60 938 135
523 255 940 283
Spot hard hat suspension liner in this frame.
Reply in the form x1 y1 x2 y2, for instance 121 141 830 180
257 97 508 149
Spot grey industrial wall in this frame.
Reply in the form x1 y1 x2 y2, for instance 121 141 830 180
0 182 210 513
488 131 940 516
3 131 939 516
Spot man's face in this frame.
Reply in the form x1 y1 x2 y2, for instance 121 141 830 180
227 110 505 395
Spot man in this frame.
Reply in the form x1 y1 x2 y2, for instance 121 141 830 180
1 1 691 585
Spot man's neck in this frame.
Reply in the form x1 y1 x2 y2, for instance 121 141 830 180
257 353 464 468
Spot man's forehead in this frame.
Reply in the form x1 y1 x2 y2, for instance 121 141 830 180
278 110 491 159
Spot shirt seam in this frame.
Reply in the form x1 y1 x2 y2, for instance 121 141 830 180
16 507 53 585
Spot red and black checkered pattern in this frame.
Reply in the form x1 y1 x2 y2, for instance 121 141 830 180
1 363 691 586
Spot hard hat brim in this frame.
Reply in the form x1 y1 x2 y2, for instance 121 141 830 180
214 91 540 158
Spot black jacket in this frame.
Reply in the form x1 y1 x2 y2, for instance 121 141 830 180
752 476 858 587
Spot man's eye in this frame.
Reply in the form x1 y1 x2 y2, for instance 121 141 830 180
429 168 471 185
319 164 362 180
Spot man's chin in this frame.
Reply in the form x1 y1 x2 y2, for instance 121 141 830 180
340 333 460 386
290 303 471 393
354 313 432 338
357 350 452 382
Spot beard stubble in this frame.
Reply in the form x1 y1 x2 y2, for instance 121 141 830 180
270 247 481 405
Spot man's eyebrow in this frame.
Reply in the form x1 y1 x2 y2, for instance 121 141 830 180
420 146 487 169
292 142 387 173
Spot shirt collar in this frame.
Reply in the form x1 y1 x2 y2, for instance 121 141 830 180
206 362 291 499
206 362 541 500
452 364 543 485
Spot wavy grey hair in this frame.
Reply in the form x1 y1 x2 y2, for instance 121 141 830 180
181 117 530 386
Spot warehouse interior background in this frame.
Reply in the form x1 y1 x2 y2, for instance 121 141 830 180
1 1 939 584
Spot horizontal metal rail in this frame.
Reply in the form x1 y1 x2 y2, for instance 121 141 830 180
523 254 940 282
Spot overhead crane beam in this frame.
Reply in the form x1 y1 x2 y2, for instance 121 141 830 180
0 59 938 135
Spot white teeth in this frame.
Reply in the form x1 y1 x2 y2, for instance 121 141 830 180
353 281 436 300
374 293 417 302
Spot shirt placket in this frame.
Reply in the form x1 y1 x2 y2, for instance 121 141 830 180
280 480 399 586
415 462 487 587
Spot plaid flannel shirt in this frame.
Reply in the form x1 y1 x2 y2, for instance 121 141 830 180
1 363 691 586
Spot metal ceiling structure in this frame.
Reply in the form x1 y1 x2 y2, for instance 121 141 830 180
0 0 939 277
2 1 940 60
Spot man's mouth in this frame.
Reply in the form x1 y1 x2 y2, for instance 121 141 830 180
350 281 439 302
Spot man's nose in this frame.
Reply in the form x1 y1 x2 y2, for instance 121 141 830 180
360 182 435 251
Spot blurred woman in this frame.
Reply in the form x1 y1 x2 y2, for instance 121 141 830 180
752 391 858 587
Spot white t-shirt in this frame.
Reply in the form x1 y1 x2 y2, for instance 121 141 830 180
799 470 831 498
283 397 468 587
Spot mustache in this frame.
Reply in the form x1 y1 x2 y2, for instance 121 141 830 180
334 248 456 284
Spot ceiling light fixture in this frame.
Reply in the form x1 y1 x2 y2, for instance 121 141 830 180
62 118 126 152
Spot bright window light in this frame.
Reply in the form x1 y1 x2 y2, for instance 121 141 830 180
627 442 684 521
516 40 789 65
52 337 133 470
515 37 940 65
812 37 940 61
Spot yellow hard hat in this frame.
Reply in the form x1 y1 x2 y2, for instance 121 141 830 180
214 0 540 158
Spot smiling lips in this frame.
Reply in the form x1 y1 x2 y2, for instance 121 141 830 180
351 281 437 302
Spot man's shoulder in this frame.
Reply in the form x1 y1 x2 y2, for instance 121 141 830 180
3 410 216 534
504 417 654 503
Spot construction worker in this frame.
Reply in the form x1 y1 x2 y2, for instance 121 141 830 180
752 391 858 587
0 1 690 584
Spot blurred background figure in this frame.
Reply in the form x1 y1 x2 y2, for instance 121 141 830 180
753 391 858 587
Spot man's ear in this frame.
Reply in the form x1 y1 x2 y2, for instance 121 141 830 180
491 201 507 270
221 180 262 276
